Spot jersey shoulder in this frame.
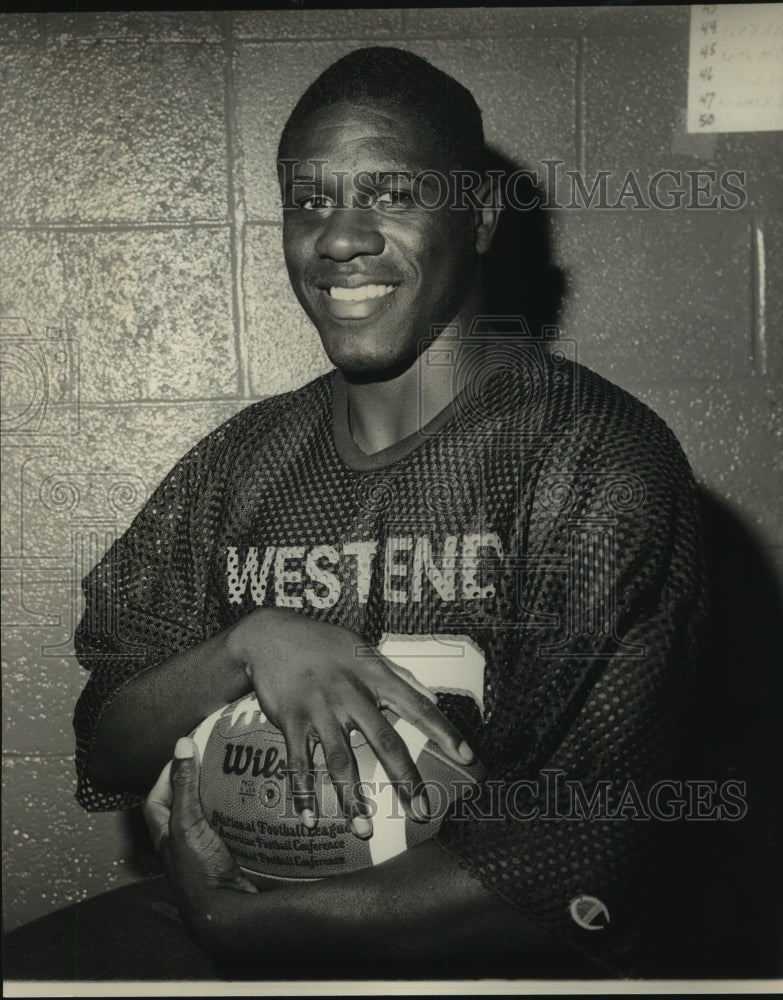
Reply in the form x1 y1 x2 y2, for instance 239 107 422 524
168 372 333 475
557 359 692 476
201 372 332 450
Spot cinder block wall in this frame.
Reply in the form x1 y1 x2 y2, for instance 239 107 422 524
2 9 781 931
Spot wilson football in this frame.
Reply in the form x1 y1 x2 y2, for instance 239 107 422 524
191 693 484 885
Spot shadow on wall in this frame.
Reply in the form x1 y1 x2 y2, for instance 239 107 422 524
487 157 781 977
482 146 565 332
674 486 783 977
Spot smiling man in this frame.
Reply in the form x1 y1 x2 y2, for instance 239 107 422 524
278 109 484 382
276 59 496 458
6 47 707 982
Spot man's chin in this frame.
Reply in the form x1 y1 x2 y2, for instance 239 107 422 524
320 331 437 386
331 353 416 385
323 333 442 384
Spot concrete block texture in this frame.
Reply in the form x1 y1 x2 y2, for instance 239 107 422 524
1 228 238 402
551 209 753 382
0 231 68 329
405 6 689 37
2 756 157 931
235 10 403 38
2 642 76 757
235 37 576 222
1 13 45 42
635 381 783 543
1 41 228 224
405 38 577 171
34 11 226 41
584 34 783 211
244 224 332 397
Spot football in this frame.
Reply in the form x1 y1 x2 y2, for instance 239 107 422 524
191 693 485 885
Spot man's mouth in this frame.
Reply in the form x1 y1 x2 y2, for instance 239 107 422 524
328 284 396 302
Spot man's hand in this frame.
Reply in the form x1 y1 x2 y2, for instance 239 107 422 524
91 607 476 839
226 607 475 836
142 737 258 950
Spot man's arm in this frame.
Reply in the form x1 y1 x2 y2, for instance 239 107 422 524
86 627 250 793
145 739 597 979
218 844 594 978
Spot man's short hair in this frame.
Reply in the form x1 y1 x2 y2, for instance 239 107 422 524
277 46 487 173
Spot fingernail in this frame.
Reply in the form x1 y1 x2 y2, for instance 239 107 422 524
411 793 430 822
174 737 194 759
351 815 373 839
301 809 317 829
458 741 474 762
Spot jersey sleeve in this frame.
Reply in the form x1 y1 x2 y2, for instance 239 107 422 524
435 407 707 976
72 426 231 812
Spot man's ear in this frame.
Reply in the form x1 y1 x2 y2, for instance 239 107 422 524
474 176 503 255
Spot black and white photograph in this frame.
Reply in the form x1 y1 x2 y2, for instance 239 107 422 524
1 4 782 994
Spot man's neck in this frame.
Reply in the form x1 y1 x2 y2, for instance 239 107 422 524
344 327 473 455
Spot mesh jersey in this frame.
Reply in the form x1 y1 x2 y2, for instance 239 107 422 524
73 349 706 976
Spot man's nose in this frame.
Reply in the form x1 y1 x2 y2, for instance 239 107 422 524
315 207 384 261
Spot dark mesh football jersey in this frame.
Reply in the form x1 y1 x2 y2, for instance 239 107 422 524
73 348 706 975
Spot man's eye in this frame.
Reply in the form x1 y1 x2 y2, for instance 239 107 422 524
375 190 414 209
299 195 334 210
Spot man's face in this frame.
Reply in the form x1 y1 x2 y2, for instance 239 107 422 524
279 100 483 382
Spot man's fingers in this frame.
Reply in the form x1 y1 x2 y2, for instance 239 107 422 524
143 759 173 852
384 661 439 706
318 726 372 839
283 729 318 829
380 672 476 765
169 736 204 833
352 709 430 823
155 737 260 905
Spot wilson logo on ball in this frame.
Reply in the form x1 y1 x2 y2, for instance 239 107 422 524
222 742 286 780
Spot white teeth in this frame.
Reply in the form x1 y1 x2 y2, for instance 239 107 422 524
329 284 395 302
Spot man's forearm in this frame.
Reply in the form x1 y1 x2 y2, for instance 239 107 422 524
88 628 251 794
208 841 595 979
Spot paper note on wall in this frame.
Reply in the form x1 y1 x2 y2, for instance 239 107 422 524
688 3 783 132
